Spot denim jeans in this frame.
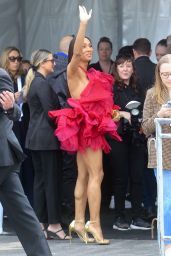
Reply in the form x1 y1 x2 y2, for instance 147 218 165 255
154 169 171 244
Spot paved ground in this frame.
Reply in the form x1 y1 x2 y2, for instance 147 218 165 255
0 235 159 256
0 208 159 256
0 207 160 256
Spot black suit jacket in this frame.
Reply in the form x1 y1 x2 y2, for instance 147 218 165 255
134 56 156 104
25 72 60 150
0 68 23 167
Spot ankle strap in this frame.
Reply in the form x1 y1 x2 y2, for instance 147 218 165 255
89 220 98 224
75 219 85 224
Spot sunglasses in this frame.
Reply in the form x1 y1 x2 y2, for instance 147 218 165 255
8 56 23 62
43 58 55 64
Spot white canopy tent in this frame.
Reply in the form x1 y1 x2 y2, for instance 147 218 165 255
0 0 171 62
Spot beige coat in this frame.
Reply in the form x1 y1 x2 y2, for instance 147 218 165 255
142 88 171 170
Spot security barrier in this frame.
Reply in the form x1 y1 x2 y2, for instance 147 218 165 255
155 118 171 256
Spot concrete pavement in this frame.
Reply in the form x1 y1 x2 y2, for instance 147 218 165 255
0 234 159 256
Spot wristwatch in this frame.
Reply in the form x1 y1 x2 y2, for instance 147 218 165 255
4 107 14 114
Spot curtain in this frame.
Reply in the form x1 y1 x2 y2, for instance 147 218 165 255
0 0 171 63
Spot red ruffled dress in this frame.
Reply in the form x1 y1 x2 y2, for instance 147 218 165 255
48 68 121 153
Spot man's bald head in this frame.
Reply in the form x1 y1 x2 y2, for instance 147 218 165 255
59 35 74 54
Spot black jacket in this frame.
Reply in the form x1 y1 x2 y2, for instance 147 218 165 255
134 56 156 104
48 54 70 109
113 82 145 145
0 68 23 167
25 72 60 150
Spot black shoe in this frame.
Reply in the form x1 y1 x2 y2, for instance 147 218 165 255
113 216 130 231
144 207 157 220
130 217 151 230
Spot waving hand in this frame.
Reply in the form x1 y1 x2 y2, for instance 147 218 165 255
79 5 92 23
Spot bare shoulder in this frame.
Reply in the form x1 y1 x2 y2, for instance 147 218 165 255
67 66 88 98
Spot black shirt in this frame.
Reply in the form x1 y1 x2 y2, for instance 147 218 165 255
113 81 144 144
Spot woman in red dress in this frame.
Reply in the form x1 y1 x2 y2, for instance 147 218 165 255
49 6 120 244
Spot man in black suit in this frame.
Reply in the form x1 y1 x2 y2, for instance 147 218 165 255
0 68 52 256
133 38 157 220
48 35 77 224
133 38 156 104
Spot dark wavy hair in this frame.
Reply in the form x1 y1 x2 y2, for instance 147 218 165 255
113 54 138 92
68 36 92 64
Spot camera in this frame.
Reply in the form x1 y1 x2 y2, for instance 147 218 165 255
123 101 145 146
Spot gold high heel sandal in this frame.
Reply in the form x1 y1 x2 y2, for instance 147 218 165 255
69 220 94 244
85 221 110 245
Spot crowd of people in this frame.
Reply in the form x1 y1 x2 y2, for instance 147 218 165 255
0 5 171 255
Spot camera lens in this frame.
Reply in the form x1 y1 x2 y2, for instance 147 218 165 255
131 109 139 116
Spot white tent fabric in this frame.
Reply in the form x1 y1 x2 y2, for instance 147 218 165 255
0 0 171 62
122 0 171 61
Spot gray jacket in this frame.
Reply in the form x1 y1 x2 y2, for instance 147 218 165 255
0 68 23 166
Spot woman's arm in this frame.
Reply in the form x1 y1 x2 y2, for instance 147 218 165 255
67 6 92 75
142 89 158 137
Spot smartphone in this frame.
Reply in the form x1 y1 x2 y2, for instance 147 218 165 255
167 101 171 108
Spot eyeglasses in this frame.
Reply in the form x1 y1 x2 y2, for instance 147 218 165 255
160 72 171 79
8 56 23 62
43 58 55 64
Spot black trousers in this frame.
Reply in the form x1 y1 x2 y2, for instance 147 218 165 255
0 167 51 256
62 151 77 210
13 120 35 207
109 139 146 217
31 150 62 224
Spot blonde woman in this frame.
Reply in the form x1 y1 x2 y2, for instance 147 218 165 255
49 6 120 244
142 54 171 256
0 47 23 103
24 49 69 240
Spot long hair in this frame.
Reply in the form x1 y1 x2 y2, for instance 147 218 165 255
0 46 23 79
153 54 171 104
113 54 138 91
68 36 92 64
22 49 51 99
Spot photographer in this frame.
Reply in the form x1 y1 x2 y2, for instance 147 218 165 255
110 54 150 230
0 68 52 255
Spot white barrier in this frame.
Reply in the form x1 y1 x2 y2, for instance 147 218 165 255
155 118 171 256
0 202 3 234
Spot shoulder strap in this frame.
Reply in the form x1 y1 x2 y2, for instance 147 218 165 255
79 65 87 74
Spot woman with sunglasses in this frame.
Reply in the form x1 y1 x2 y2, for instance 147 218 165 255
23 49 70 240
142 54 171 256
0 47 23 106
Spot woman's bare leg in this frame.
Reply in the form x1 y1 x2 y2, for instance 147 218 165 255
83 148 104 240
74 152 88 230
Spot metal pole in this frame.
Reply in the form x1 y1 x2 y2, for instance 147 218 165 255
116 0 123 51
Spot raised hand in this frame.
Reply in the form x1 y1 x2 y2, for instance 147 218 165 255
79 5 92 23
